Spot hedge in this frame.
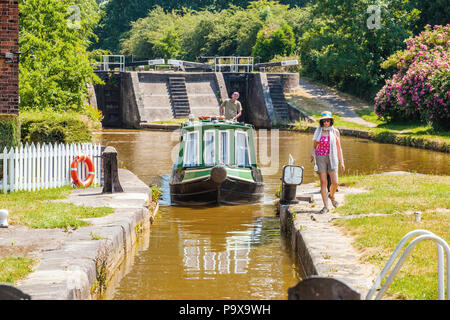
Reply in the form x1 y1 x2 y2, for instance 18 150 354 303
19 111 93 145
0 114 20 151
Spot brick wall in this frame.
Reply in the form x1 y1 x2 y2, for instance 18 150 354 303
0 0 19 114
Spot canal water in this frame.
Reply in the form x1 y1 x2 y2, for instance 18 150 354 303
94 129 449 300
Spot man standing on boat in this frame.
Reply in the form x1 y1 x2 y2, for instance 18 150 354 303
220 92 242 121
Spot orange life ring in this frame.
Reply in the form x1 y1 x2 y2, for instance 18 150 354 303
198 115 211 120
70 155 95 187
216 115 225 120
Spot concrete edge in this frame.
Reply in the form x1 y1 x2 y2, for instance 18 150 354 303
279 204 376 298
16 172 159 300
140 123 181 131
280 205 318 276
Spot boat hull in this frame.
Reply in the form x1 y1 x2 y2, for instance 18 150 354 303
170 168 264 206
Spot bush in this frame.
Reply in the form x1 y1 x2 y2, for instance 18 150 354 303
252 22 295 62
298 0 418 100
0 114 20 151
120 1 298 61
150 185 162 201
375 25 450 129
0 114 20 180
20 111 93 144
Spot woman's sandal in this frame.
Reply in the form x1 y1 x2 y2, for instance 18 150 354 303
318 207 329 214
328 193 339 208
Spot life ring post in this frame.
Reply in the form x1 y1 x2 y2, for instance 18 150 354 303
102 146 123 193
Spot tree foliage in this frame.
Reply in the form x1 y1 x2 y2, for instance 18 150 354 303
409 0 450 34
19 0 102 112
252 23 296 62
298 0 420 100
121 1 300 61
92 0 304 53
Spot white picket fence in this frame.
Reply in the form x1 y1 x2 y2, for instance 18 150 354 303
0 143 103 193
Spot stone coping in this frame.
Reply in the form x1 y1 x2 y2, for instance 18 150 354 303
279 183 378 298
13 169 157 300
140 123 181 131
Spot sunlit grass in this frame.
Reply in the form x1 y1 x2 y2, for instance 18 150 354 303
334 212 449 300
285 89 328 116
0 186 114 229
334 173 449 299
0 256 35 284
336 174 450 215
151 118 188 124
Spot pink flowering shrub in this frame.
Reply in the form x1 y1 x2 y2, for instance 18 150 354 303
375 25 450 129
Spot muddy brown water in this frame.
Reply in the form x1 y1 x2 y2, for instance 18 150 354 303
94 129 449 300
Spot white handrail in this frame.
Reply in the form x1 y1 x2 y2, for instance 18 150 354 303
366 230 449 300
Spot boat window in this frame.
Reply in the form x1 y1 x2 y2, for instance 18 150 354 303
184 131 199 167
204 130 215 166
219 131 229 164
235 131 250 167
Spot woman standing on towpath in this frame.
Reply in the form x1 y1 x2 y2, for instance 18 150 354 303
311 111 345 214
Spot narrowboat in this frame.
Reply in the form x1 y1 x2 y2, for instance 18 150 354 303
170 116 264 206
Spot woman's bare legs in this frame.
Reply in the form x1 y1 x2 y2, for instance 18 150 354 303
319 172 329 209
328 170 339 207
328 170 338 198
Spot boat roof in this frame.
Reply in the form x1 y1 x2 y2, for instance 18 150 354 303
181 118 254 131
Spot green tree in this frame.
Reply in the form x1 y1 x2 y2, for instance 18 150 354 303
121 1 299 61
252 23 295 61
120 7 182 60
19 0 102 112
409 0 450 34
92 0 303 53
299 0 419 99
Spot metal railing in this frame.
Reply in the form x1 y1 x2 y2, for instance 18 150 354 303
214 56 253 73
366 229 449 300
96 55 125 72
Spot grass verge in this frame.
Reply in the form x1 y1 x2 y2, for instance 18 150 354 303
0 186 114 229
0 256 35 284
334 213 449 300
333 173 449 299
151 118 188 125
336 174 450 215
286 79 449 151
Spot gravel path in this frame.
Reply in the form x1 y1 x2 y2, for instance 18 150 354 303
298 79 377 128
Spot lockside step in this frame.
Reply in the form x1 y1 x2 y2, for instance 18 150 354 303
168 76 191 118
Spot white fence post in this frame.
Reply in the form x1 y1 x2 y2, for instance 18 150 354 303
0 142 102 193
8 147 14 192
19 144 24 191
14 146 19 192
2 147 7 193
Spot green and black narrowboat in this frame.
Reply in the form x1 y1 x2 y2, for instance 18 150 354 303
170 116 264 206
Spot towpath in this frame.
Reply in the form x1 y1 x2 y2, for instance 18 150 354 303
280 182 378 298
1 169 156 300
289 78 377 128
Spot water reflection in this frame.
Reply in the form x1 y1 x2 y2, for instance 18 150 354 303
94 129 449 300
94 129 450 192
110 205 300 300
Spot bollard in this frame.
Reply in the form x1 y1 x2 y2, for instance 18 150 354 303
0 209 8 228
414 211 422 222
102 146 124 194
